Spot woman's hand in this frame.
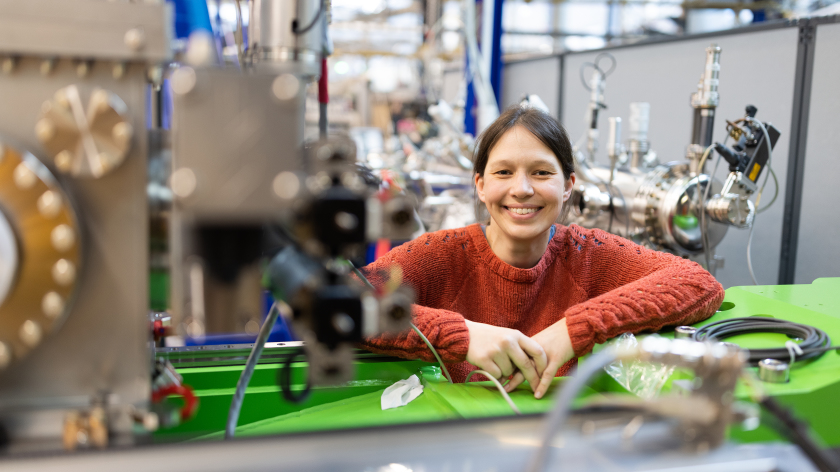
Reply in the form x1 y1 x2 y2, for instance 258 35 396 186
504 318 575 399
465 320 548 392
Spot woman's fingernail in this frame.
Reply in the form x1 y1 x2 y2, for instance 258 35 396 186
536 391 543 399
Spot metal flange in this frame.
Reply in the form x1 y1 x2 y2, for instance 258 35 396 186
0 142 82 369
35 85 133 179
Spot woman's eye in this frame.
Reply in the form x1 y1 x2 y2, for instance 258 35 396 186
535 170 552 176
495 170 512 175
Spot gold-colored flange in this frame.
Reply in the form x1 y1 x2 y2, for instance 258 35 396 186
35 85 133 179
0 142 82 369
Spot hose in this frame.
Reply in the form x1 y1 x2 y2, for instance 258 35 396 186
225 302 285 439
692 317 831 365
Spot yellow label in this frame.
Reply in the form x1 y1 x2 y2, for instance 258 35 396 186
749 163 761 181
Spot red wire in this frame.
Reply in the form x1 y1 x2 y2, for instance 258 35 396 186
152 384 198 421
319 58 328 104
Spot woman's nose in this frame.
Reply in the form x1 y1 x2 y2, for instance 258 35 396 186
510 173 534 197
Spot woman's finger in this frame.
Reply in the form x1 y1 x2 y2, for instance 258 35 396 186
518 336 548 375
505 371 526 392
504 345 541 392
535 360 561 399
492 350 515 378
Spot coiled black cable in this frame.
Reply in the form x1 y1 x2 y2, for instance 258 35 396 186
692 317 832 365
278 347 312 403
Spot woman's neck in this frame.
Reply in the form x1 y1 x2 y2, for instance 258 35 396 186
484 223 552 269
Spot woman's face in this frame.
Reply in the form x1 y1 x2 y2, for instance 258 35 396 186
475 126 575 243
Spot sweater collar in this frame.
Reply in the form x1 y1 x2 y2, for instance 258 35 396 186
466 223 564 283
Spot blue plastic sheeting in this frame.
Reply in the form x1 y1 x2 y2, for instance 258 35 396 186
185 291 297 346
170 0 213 39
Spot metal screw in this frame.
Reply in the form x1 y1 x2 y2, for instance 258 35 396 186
76 61 90 78
52 259 77 286
112 62 127 80
335 211 358 231
332 313 355 335
90 89 111 116
40 58 56 76
272 171 300 200
2 57 16 74
51 224 76 252
171 67 197 95
124 28 146 51
36 118 56 142
13 163 37 190
272 74 300 101
19 320 42 347
55 150 74 173
42 291 65 319
112 122 132 146
171 168 197 198
38 190 63 218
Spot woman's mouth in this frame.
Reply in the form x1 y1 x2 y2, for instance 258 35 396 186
504 206 543 217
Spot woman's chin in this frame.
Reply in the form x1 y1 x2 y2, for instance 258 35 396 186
496 220 554 242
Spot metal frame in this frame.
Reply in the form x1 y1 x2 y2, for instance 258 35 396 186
505 17 840 284
778 14 840 284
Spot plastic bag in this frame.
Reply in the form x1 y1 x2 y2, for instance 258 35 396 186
604 333 675 400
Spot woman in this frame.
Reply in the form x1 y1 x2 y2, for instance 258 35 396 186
360 105 724 399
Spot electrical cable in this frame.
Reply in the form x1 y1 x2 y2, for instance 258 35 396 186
700 141 725 273
760 396 840 472
346 259 454 384
292 0 324 35
225 302 284 439
692 317 831 365
756 166 779 214
278 346 312 403
526 347 619 472
465 370 520 414
410 323 453 384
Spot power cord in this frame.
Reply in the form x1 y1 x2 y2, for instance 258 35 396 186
692 317 832 365
292 0 324 35
465 370 520 415
226 302 284 439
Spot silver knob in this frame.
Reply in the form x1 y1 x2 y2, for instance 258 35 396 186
758 358 790 383
675 326 697 339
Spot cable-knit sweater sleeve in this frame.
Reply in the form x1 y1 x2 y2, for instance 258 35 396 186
357 232 472 363
561 226 724 356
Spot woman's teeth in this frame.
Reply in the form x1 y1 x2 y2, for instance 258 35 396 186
508 207 539 215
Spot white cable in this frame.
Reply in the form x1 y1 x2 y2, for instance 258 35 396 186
226 302 285 439
785 340 804 364
465 370 521 415
410 323 453 384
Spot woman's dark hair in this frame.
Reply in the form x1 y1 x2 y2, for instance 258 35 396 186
473 105 575 223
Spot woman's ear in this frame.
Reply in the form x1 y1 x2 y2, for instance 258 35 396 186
475 172 486 203
563 172 576 203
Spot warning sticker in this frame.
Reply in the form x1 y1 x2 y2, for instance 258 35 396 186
749 163 761 181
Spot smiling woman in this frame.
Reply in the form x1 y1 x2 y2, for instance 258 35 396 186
359 105 725 399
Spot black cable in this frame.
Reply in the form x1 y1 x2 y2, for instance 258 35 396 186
278 347 312 403
292 0 324 35
760 396 839 472
692 317 831 365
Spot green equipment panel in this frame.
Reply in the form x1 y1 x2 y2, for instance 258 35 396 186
154 278 840 446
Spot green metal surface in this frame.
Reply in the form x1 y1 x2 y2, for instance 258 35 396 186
156 278 840 447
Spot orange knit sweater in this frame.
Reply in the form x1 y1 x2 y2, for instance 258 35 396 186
360 223 724 383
